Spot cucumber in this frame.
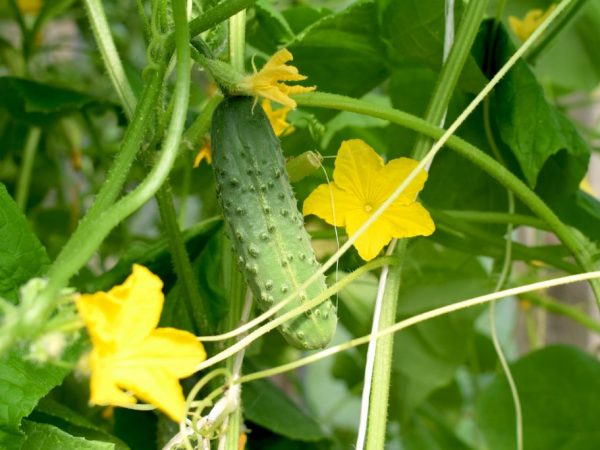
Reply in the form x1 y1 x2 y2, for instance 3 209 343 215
210 96 337 349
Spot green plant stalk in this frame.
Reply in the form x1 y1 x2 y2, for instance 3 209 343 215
521 291 600 334
165 0 256 53
364 241 406 450
412 0 489 159
527 0 588 62
364 3 488 447
222 251 246 450
156 184 210 333
83 0 137 118
0 0 191 356
86 0 208 339
39 0 236 291
15 127 41 210
7 0 29 64
228 10 246 72
294 91 600 307
436 209 548 230
223 12 247 447
433 215 576 273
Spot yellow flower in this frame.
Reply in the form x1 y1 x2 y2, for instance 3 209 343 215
238 49 315 109
303 140 435 261
509 5 556 42
194 138 212 167
76 265 206 422
18 0 41 14
262 99 294 137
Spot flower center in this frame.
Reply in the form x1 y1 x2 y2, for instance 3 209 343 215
364 203 373 213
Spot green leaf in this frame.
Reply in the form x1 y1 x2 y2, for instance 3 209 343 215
477 345 600 450
31 398 128 450
0 183 49 303
288 0 390 98
490 25 589 189
20 420 114 450
377 0 486 93
242 378 327 442
282 5 332 35
0 77 108 126
0 343 84 449
246 0 295 55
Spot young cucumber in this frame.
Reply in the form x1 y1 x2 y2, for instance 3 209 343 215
211 96 337 349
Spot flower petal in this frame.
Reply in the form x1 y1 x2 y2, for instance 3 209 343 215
345 210 393 261
303 183 362 227
375 157 428 206
384 202 436 239
77 265 164 349
120 328 207 379
88 351 136 407
333 140 384 202
114 366 188 422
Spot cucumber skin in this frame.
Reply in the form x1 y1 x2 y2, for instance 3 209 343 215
211 96 337 349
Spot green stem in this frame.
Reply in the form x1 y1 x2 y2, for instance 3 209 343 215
228 10 246 72
527 0 588 63
521 291 600 334
156 184 210 334
364 241 407 450
294 91 600 307
433 212 576 273
222 252 246 450
178 160 193 228
164 0 256 53
7 0 29 64
47 0 191 291
83 0 137 118
0 0 191 357
436 209 548 230
412 0 489 159
364 4 488 446
50 68 165 282
15 127 41 210
223 12 246 447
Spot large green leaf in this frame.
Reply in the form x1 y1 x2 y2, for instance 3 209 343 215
490 25 589 189
31 398 128 450
246 0 295 55
477 345 600 449
242 378 327 442
0 183 49 303
377 0 486 92
0 342 84 450
20 420 114 450
288 0 390 98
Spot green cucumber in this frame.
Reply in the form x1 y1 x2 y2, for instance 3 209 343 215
210 96 337 349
